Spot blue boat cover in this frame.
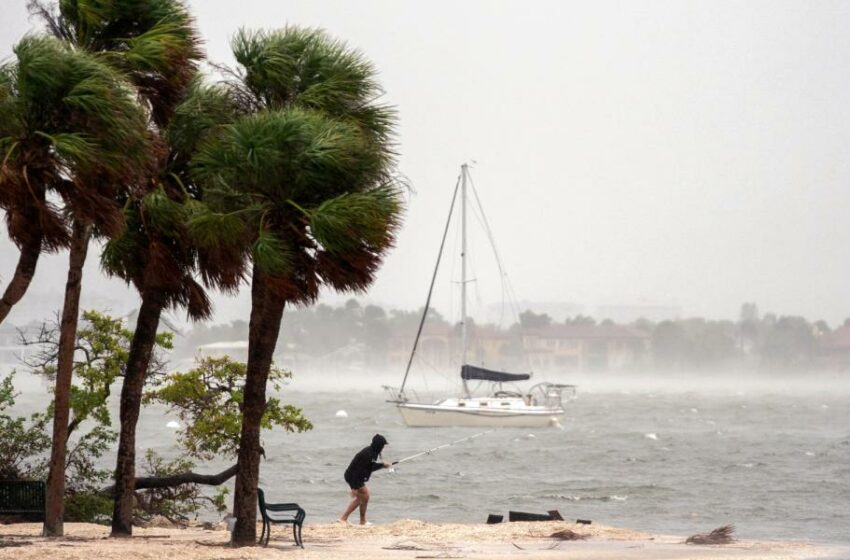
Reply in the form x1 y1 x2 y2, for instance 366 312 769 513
461 364 531 382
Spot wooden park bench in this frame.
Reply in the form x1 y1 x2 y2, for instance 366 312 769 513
257 488 305 547
0 480 46 521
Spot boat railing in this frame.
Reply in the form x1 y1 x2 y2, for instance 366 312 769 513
530 382 576 408
554 384 577 400
383 385 421 404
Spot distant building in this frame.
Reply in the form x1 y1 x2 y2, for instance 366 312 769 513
386 323 649 373
816 326 850 370
386 324 454 371
594 304 681 323
520 325 650 371
488 301 585 323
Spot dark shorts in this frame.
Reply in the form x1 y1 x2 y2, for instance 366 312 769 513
344 472 365 490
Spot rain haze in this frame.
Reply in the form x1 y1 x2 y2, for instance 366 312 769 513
3 2 850 556
3 1 850 326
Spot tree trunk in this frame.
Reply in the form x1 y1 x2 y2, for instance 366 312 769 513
231 268 285 546
0 230 43 325
110 291 165 537
43 221 90 537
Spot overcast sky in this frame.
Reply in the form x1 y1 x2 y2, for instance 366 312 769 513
2 0 850 327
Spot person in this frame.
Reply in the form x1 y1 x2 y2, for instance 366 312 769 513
339 434 390 526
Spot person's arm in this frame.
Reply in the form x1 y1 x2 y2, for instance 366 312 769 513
370 461 388 472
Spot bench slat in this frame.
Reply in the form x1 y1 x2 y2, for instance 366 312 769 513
0 480 46 518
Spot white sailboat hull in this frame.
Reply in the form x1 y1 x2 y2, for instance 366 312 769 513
396 399 564 428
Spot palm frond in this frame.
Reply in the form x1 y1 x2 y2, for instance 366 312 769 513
186 205 246 249
309 186 403 254
232 26 384 119
193 106 389 205
252 229 293 274
33 0 203 125
2 34 154 246
124 17 196 75
34 131 96 172
167 77 239 165
686 525 736 545
141 186 187 237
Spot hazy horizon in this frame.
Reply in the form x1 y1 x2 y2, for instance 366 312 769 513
3 1 850 327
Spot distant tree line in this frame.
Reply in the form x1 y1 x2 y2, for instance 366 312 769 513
180 299 447 364
178 300 843 372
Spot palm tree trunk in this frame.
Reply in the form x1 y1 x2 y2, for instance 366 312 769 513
43 220 90 537
231 268 285 546
110 290 166 537
0 230 43 325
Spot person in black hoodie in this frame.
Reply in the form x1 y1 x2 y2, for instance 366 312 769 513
339 434 390 525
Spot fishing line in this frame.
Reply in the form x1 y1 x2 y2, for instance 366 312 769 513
389 430 494 468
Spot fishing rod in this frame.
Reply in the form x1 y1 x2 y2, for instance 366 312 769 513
391 430 494 466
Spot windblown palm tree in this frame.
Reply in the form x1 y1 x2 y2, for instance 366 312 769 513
101 77 244 537
0 34 152 321
192 27 403 545
0 35 153 537
25 0 203 537
0 30 149 322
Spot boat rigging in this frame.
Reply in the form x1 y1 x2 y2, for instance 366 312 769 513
384 164 576 428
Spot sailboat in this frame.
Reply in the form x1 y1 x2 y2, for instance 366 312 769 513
384 164 575 428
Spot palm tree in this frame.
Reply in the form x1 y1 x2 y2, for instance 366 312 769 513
101 77 244 537
0 35 153 537
26 0 203 537
192 27 403 545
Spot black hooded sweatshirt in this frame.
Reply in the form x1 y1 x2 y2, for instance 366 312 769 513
345 434 388 485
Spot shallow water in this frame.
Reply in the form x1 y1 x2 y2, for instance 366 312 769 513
8 371 850 545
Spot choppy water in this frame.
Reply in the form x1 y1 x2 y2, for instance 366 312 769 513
259 388 849 545
9 371 850 545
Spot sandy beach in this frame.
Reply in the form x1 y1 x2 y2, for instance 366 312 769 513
0 520 831 560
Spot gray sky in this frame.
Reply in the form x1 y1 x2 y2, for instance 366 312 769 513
2 0 850 326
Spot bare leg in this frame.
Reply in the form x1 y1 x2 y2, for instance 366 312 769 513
357 486 370 525
339 489 360 522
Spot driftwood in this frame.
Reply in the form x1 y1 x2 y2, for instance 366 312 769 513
549 529 589 541
0 541 33 548
511 542 560 550
383 541 429 551
101 464 238 495
508 510 554 522
686 525 736 545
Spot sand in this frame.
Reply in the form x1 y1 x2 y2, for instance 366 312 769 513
0 521 830 560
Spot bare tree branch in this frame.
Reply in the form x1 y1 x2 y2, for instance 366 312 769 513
100 463 238 495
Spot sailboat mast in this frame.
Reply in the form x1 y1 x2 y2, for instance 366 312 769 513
461 163 470 398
